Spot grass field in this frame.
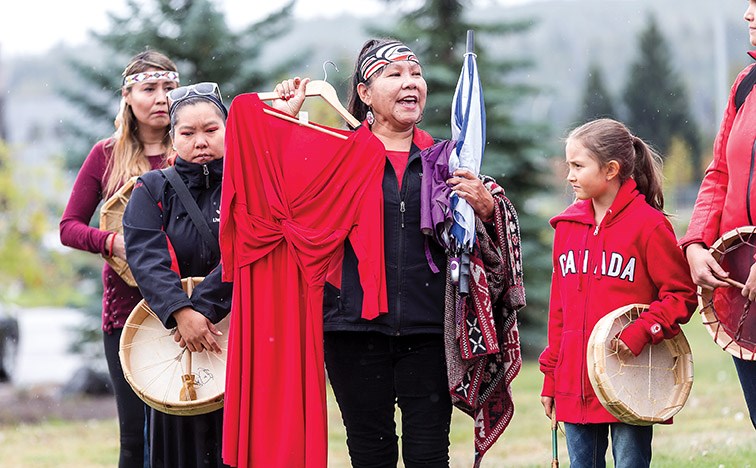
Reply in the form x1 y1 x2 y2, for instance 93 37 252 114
0 319 753 467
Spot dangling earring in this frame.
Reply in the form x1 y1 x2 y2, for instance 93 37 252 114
366 108 375 125
416 112 424 124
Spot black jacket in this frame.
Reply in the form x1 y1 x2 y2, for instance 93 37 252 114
323 142 448 335
123 156 232 328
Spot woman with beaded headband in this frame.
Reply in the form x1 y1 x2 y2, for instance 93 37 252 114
60 50 179 467
271 38 502 467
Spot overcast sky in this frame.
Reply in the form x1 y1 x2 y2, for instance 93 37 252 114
0 0 532 58
0 1 370 57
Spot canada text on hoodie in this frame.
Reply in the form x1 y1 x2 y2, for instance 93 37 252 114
539 178 697 424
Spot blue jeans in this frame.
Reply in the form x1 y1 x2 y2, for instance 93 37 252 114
324 332 452 468
564 422 652 468
733 356 756 429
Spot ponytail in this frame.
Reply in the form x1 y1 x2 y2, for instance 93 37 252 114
631 135 665 212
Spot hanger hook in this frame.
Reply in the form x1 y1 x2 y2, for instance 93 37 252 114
322 60 338 83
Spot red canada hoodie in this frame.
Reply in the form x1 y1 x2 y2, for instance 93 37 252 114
539 179 697 424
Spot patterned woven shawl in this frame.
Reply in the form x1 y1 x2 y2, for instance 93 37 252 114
418 141 525 466
444 177 525 467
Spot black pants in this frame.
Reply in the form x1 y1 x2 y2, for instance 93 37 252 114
104 329 147 468
324 331 452 468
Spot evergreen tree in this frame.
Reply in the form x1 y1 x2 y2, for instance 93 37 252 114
623 14 701 177
577 62 616 123
60 0 298 170
56 0 299 357
379 0 551 355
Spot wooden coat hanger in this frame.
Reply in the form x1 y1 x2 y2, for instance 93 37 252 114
257 79 361 131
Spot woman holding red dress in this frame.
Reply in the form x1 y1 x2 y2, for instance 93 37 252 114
272 38 495 467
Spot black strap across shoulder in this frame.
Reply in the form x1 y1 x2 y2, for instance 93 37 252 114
735 64 756 114
161 166 221 259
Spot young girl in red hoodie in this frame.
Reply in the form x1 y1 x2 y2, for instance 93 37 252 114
539 118 697 468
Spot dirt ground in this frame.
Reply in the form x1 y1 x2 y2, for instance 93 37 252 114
0 383 117 425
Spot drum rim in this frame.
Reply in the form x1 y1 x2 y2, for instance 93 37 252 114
118 276 226 416
99 176 139 287
587 303 694 425
697 226 756 361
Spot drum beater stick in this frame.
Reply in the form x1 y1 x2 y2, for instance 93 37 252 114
551 410 559 467
713 272 746 290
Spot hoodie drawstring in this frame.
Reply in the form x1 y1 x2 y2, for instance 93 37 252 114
578 229 590 292
592 208 612 281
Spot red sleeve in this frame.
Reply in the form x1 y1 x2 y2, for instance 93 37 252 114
219 103 240 282
620 221 698 355
539 251 564 397
59 140 112 255
679 66 753 249
346 149 388 320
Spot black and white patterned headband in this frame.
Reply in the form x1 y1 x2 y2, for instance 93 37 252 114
358 41 420 82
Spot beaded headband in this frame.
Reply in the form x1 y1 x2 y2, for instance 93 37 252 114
122 70 180 87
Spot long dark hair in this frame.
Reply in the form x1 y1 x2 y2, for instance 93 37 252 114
346 38 399 123
568 118 665 212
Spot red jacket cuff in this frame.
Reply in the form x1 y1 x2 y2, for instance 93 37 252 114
618 321 651 356
541 373 555 397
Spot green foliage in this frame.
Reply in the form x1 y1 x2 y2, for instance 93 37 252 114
576 62 616 124
623 14 702 177
663 136 695 207
60 0 299 170
378 0 552 355
0 142 84 306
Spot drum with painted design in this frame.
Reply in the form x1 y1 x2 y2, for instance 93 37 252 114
119 276 228 415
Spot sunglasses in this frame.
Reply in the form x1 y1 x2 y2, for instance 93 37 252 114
167 82 223 112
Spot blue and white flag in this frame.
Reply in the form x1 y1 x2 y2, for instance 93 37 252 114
449 30 486 253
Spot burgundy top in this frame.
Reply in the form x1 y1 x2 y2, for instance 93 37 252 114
59 138 166 333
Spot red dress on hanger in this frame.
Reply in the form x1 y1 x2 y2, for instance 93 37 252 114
220 93 388 468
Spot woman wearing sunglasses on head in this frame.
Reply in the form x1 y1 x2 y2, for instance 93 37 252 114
122 82 232 468
59 50 179 468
